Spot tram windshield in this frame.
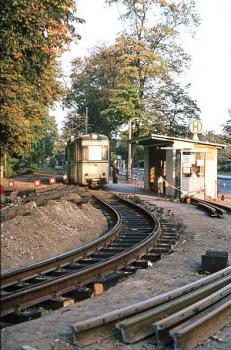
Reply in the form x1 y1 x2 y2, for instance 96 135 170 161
89 145 101 160
79 145 108 161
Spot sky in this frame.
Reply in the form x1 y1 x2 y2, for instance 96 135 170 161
52 0 231 134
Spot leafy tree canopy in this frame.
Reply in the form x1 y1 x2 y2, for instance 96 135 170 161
0 0 83 159
64 0 200 139
133 81 201 137
222 117 231 143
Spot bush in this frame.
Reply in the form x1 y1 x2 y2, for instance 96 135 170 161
218 161 231 173
5 156 17 177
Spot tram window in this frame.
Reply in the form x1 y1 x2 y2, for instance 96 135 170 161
82 146 89 160
102 146 108 160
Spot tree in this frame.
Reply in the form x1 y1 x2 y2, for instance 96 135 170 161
9 115 60 174
222 117 231 143
200 130 230 173
0 0 83 166
132 81 201 137
63 43 140 138
64 0 200 139
106 0 199 92
106 0 200 137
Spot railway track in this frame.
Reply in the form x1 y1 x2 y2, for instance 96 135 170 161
1 193 178 326
197 198 231 213
67 267 231 349
190 197 228 218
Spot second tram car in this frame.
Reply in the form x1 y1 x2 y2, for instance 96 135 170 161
66 133 109 188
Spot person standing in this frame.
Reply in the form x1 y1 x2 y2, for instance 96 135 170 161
112 160 119 184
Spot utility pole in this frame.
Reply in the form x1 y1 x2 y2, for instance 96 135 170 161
127 118 132 181
84 107 88 134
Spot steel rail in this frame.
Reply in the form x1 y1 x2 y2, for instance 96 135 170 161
1 195 160 317
154 283 231 348
190 197 225 218
1 196 122 287
198 198 231 213
69 266 231 346
171 294 231 350
116 274 231 343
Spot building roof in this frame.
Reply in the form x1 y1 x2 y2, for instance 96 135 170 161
134 134 226 149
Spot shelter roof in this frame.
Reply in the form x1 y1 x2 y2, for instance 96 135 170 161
134 134 226 149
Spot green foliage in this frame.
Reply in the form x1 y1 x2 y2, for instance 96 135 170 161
110 139 128 164
202 130 231 173
4 156 18 178
0 0 83 163
64 0 200 139
133 81 201 137
63 44 126 138
5 115 61 175
222 118 231 143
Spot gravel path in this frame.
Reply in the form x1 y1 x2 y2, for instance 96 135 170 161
1 193 231 350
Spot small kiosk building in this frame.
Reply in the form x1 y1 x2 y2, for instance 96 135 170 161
135 134 225 199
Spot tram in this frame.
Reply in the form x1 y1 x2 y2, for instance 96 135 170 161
65 133 109 188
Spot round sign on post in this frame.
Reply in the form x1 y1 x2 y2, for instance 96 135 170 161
188 120 203 140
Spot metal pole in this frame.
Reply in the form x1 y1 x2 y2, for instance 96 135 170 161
85 107 88 134
127 118 132 181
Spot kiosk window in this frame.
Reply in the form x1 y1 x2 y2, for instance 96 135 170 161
182 152 205 177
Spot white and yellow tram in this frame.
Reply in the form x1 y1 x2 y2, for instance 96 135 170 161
66 133 109 188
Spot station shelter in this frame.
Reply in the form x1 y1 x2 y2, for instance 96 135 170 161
135 134 225 199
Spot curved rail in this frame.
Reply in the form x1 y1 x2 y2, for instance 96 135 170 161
1 195 161 317
1 196 122 287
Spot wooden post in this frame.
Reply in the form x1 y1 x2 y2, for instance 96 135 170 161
4 152 7 178
0 164 4 179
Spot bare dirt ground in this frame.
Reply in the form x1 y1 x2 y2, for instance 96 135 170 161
1 191 108 272
1 191 231 350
